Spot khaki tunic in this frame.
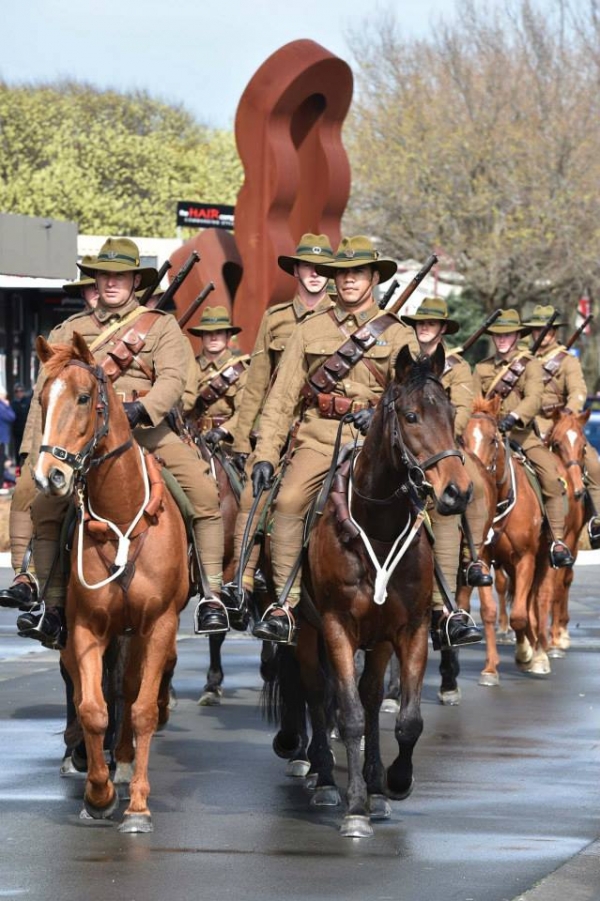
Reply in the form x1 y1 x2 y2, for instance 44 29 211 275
231 295 332 454
535 340 588 436
191 348 250 432
443 348 475 437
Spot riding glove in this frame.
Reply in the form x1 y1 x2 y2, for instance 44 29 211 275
204 426 230 449
231 452 249 476
123 401 151 430
251 461 274 497
498 413 518 434
350 407 375 435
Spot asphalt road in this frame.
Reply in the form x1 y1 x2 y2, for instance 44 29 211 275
0 562 599 901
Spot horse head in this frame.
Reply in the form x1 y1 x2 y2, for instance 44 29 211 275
546 408 591 500
34 333 111 496
462 395 503 474
387 345 472 515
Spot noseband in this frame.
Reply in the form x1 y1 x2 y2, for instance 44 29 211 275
39 360 131 476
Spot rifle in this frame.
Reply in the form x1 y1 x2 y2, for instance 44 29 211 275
530 309 560 354
177 281 217 330
377 278 400 310
566 314 593 350
138 259 172 305
146 250 200 311
454 309 502 355
389 254 438 315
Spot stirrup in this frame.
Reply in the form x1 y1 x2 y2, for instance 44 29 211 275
588 518 600 550
430 608 481 651
193 596 230 636
16 601 66 650
549 540 574 569
462 560 493 588
0 571 40 610
252 603 297 645
220 582 250 631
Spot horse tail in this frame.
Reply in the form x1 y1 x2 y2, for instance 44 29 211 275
260 645 306 727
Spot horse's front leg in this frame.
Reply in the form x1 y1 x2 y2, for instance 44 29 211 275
71 623 117 819
296 626 336 794
359 645 392 822
197 631 225 706
119 612 178 833
477 583 501 685
324 615 369 837
387 621 427 801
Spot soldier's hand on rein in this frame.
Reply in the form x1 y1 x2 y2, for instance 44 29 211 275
498 413 517 435
350 407 375 436
204 426 229 449
124 401 151 430
231 452 248 476
251 461 274 497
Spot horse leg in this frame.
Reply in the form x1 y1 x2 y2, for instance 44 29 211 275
297 629 337 794
526 562 554 677
477 584 501 686
197 632 225 706
119 613 179 833
359 647 392 822
495 567 513 640
438 648 461 705
510 557 536 669
387 624 427 802
59 658 85 776
325 623 370 838
381 653 400 713
157 639 178 727
71 623 117 819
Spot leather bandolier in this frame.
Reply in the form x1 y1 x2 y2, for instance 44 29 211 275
298 312 396 419
540 350 569 414
91 308 162 391
485 352 532 401
194 359 248 416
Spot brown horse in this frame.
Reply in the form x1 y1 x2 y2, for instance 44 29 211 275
275 346 472 838
34 333 190 833
461 396 555 681
543 409 590 656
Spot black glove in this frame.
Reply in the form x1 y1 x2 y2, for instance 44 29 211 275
231 452 249 476
498 413 517 435
251 461 274 497
350 407 375 436
123 401 151 430
204 426 229 449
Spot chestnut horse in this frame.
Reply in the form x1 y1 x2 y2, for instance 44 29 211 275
275 346 472 838
461 396 555 681
34 333 190 833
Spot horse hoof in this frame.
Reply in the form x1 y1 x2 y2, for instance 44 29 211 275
286 758 311 778
558 629 571 650
310 785 341 807
60 755 85 778
529 655 551 676
369 794 392 820
437 687 462 706
381 698 400 714
83 787 119 820
386 776 414 801
197 688 222 707
340 815 374 838
113 761 135 785
118 813 154 834
272 732 301 760
547 646 566 659
168 687 178 710
329 726 340 741
478 672 499 687
304 773 318 791
496 629 516 645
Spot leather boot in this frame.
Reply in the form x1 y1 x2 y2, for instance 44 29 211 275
462 560 493 588
549 540 574 568
0 574 38 610
193 598 229 636
17 605 67 650
430 609 483 651
251 604 296 645
220 582 250 631
588 516 600 550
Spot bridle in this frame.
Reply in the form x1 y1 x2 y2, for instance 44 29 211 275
39 360 132 478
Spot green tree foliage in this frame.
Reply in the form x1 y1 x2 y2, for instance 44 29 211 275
0 81 243 236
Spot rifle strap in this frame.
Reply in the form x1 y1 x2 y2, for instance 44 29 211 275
443 353 462 376
485 354 531 401
194 357 250 414
300 312 396 400
541 349 568 388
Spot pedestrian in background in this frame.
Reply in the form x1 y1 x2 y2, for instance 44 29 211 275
0 391 16 484
10 383 31 459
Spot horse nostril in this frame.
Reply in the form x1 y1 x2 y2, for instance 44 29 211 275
445 482 459 501
49 468 66 490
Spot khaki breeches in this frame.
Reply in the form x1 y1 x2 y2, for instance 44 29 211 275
525 443 567 539
429 508 461 611
8 465 37 572
232 453 265 590
584 440 600 512
462 452 488 551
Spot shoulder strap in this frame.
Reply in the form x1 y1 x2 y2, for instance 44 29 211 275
485 354 530 401
300 313 397 399
541 349 568 384
99 310 163 383
195 359 248 413
88 305 150 354
443 353 462 376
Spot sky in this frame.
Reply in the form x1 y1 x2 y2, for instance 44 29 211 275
2 0 465 130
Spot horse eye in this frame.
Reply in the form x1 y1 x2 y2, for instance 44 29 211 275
77 394 91 405
405 412 418 424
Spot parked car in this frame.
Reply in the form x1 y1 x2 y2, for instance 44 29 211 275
584 398 600 458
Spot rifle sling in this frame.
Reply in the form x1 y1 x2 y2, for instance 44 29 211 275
485 354 531 401
194 359 249 415
300 312 396 400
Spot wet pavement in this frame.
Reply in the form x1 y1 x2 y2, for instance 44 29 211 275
0 562 599 901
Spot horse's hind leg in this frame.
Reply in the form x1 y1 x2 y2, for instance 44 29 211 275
387 625 427 801
359 647 392 822
381 654 400 713
438 648 461 705
197 632 225 706
158 641 178 727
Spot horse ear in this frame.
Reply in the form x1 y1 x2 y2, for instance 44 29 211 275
394 344 416 381
490 395 502 417
36 335 55 364
72 332 95 365
429 344 446 379
579 408 592 425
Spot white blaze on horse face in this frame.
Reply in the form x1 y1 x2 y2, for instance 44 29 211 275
470 422 486 462
35 377 67 489
566 428 579 450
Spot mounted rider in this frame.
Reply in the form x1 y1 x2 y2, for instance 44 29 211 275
472 308 574 569
220 234 336 618
249 236 481 649
14 237 226 647
521 304 600 548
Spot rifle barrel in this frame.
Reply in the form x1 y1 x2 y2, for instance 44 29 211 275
178 281 216 330
389 254 438 315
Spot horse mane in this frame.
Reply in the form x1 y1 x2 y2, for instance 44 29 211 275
401 354 440 394
471 395 500 416
41 342 89 379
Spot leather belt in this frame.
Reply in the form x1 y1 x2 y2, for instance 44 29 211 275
115 389 150 403
197 414 230 432
306 393 373 421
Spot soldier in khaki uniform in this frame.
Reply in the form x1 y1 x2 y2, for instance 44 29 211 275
402 297 493 601
250 236 481 648
222 234 335 613
185 305 249 447
0 258 99 611
472 309 574 569
15 238 226 647
522 304 600 548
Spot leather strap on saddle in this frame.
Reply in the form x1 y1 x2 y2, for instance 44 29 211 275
194 358 249 415
485 354 531 401
299 313 397 402
84 452 165 540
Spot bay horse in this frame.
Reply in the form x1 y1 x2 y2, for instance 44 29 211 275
461 395 555 681
543 409 590 655
273 345 472 838
34 333 190 833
